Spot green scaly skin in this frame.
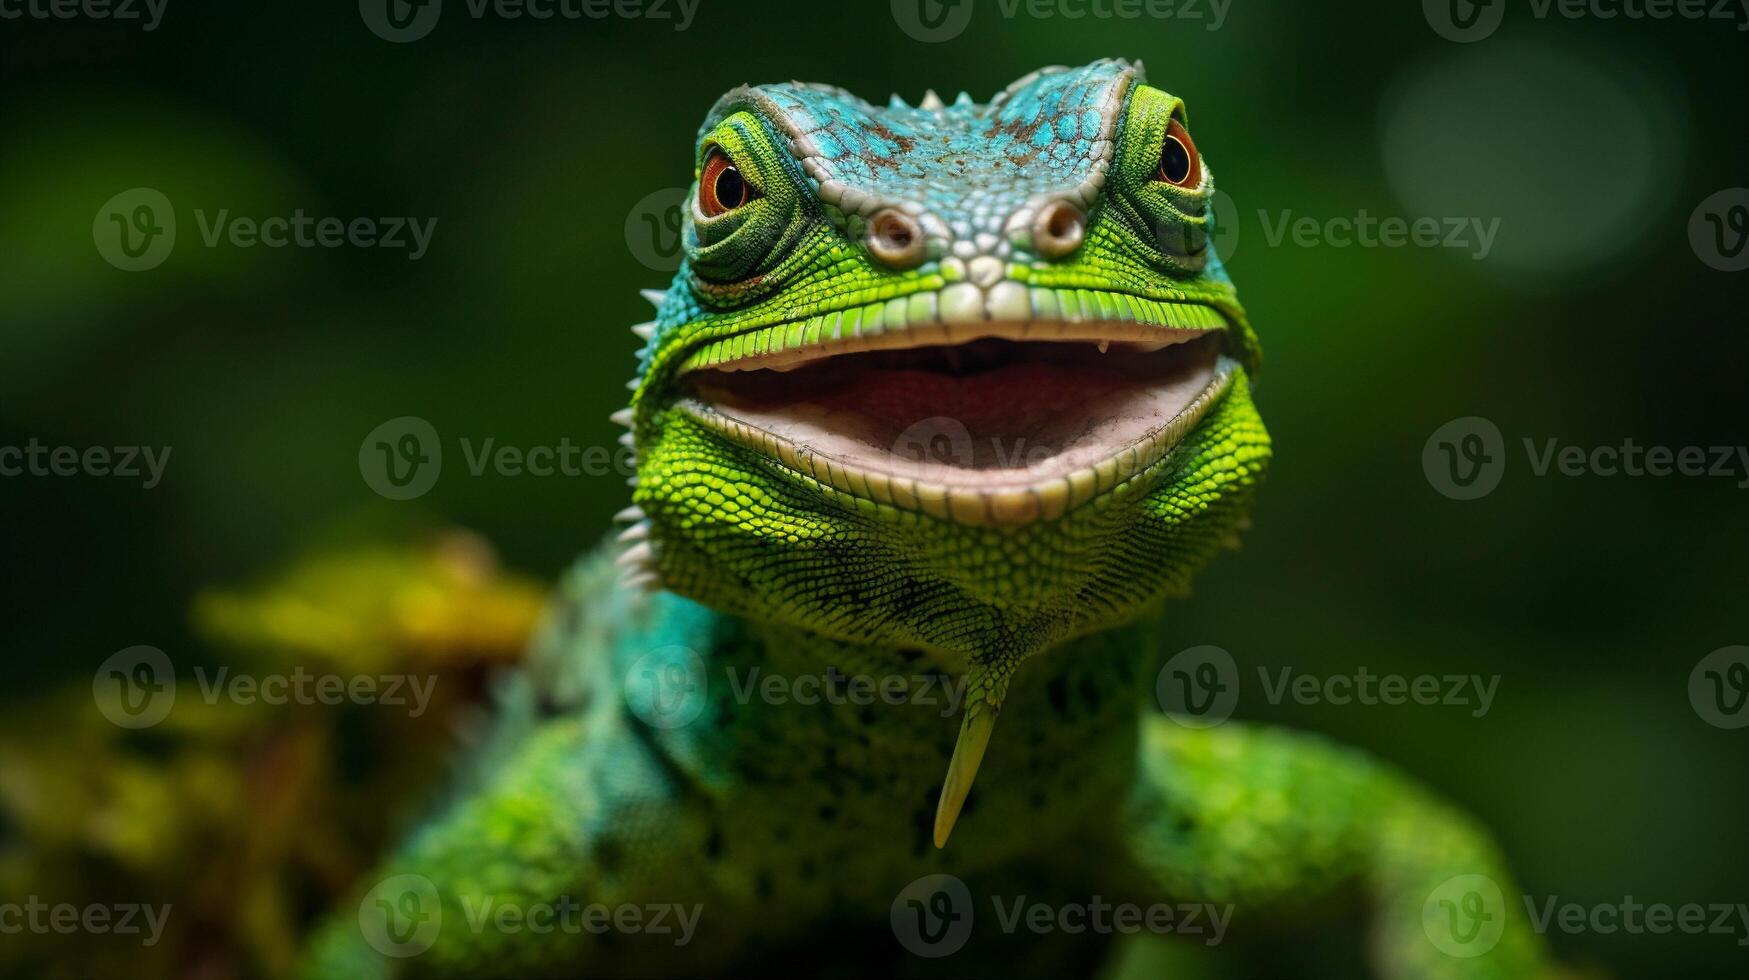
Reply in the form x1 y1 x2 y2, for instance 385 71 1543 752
305 61 1551 979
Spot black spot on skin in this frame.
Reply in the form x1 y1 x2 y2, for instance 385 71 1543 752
818 803 838 821
1048 676 1071 716
800 858 817 881
1079 672 1104 712
858 705 878 727
911 796 935 857
704 827 725 859
1031 791 1048 810
596 839 624 872
755 872 775 900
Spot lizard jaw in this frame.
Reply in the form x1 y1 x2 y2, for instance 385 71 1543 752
676 322 1236 525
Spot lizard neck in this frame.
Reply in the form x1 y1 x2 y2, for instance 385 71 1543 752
649 602 1155 876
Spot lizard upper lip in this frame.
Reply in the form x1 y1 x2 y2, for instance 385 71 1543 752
674 298 1236 526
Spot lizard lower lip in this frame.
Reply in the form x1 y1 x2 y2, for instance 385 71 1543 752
678 329 1236 526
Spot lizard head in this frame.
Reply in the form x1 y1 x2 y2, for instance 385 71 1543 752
615 60 1270 844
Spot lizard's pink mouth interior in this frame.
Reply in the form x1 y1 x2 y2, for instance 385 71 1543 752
682 331 1227 489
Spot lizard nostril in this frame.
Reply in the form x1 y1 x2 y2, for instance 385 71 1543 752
1033 200 1086 259
867 209 926 269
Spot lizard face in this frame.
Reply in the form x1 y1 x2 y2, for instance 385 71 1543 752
619 59 1269 724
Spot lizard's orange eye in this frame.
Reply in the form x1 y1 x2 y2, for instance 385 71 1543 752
1156 118 1202 189
699 149 757 217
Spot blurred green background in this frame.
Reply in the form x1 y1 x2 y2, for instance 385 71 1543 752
2 1 1746 977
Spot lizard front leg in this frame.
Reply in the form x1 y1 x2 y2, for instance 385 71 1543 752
1108 717 1552 980
300 712 733 979
300 557 749 979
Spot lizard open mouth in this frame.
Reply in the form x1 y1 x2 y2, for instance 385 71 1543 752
674 298 1238 526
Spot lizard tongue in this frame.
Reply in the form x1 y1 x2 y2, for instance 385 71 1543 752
932 704 998 848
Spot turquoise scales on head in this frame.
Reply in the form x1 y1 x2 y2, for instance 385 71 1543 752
616 59 1269 847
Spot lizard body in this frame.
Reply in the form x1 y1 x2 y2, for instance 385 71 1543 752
306 60 1550 979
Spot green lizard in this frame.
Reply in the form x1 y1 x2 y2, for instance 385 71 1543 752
306 60 1552 979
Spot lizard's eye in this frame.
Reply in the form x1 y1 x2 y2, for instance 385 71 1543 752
699 149 758 217
1155 118 1202 189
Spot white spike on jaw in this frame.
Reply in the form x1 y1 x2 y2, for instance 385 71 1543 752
640 289 666 309
616 520 650 544
610 408 634 428
615 540 653 570
933 706 998 849
618 432 635 448
887 93 910 110
919 89 945 111
631 321 655 340
612 505 646 524
620 570 660 593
